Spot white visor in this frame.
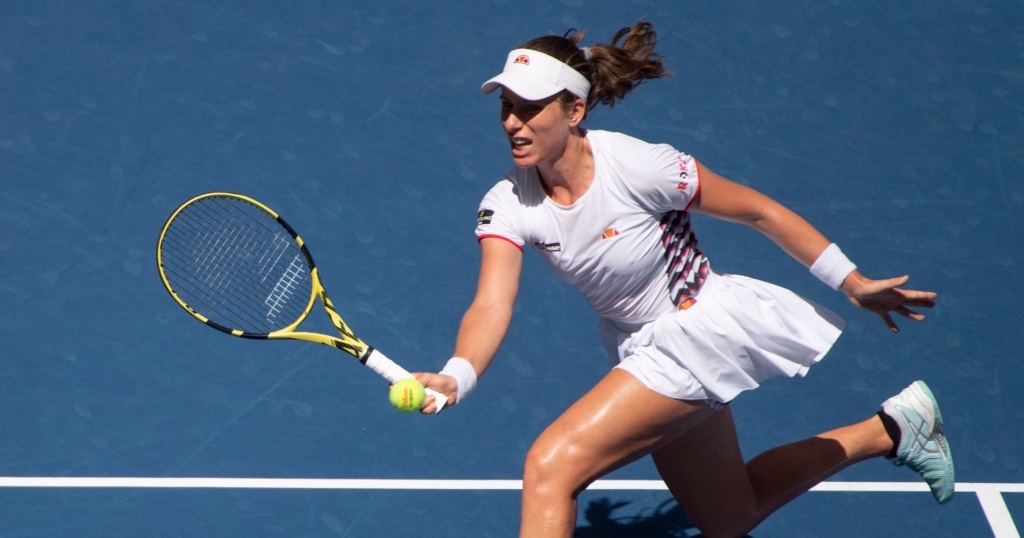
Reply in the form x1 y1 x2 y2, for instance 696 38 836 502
481 49 590 101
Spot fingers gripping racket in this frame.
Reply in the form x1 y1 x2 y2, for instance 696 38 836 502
156 192 447 412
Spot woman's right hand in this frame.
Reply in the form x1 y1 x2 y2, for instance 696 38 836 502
413 372 459 414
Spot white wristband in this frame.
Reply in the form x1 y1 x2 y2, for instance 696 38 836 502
439 357 478 404
810 243 857 290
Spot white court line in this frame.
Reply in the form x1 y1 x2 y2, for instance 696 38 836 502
0 478 1017 536
3 477 1020 492
975 485 1023 538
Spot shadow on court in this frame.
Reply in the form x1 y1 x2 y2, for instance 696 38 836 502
574 497 754 538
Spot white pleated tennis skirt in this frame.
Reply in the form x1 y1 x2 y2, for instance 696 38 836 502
599 271 845 406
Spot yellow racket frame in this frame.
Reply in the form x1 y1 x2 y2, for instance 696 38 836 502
157 191 447 412
156 192 368 357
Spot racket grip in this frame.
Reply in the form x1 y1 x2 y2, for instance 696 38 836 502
363 347 448 413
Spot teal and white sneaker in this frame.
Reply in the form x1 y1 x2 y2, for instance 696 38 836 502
881 381 955 504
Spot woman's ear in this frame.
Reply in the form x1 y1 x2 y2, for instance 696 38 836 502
568 98 587 127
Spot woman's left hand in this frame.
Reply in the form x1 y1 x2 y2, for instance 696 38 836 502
840 272 937 333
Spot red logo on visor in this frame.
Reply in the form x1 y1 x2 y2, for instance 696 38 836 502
514 54 530 65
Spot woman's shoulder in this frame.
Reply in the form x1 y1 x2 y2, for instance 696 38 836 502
590 130 688 176
588 129 648 148
483 166 546 208
590 130 684 161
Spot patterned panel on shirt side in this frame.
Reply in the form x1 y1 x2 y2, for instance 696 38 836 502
659 210 710 308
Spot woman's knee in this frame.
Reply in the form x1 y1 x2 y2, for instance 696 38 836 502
522 435 590 499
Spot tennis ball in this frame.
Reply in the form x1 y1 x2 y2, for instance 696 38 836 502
389 378 426 413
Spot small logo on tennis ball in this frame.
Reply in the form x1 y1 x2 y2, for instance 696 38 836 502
390 379 426 413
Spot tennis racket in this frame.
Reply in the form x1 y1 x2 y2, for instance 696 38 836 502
156 192 447 412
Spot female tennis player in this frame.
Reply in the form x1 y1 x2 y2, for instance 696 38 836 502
415 21 954 537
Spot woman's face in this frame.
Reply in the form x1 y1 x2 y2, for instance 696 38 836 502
499 89 578 169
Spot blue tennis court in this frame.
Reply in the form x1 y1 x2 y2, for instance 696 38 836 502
1 1 1021 536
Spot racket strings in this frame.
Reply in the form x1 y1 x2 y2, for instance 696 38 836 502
177 201 305 318
163 210 281 327
160 196 314 334
164 202 307 331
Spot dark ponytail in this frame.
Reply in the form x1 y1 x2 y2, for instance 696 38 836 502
517 21 670 116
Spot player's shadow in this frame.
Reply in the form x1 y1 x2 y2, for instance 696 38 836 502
574 497 755 538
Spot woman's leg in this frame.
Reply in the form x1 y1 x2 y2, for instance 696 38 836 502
519 369 716 538
653 407 893 538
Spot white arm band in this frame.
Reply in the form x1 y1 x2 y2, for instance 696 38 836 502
440 357 478 404
809 243 857 290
